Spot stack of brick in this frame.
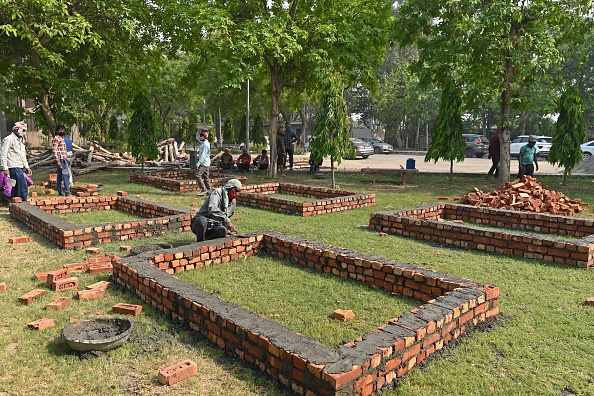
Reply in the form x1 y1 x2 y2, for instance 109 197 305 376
460 176 584 215
112 231 499 396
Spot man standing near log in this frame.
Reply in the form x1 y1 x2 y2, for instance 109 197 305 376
196 128 212 196
52 125 71 196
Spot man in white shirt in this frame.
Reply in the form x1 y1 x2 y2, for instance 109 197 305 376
0 122 32 201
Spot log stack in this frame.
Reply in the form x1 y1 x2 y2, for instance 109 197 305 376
460 176 585 216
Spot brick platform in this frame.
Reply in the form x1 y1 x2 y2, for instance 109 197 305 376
9 195 193 249
237 183 375 216
369 203 594 268
112 231 499 395
129 169 247 192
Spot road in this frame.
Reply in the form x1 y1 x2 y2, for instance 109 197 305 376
294 152 564 174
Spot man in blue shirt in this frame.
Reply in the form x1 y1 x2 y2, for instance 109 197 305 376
518 135 539 178
64 132 74 187
196 128 212 196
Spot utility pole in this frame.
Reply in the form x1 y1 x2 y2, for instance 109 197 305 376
246 79 250 152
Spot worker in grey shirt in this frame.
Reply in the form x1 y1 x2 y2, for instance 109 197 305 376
0 121 32 201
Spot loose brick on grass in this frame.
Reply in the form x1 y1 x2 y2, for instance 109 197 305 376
120 245 132 252
50 277 79 292
18 289 46 305
76 289 105 300
33 272 49 281
86 281 111 290
332 309 356 321
63 262 90 273
9 236 30 244
46 268 69 285
27 318 55 330
86 247 101 255
88 263 113 274
112 303 142 316
158 359 197 385
585 297 594 307
46 297 71 311
0 282 6 292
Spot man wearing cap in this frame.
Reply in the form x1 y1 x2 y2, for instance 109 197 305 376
518 135 539 178
196 129 212 196
236 148 252 173
190 178 242 242
0 121 32 201
218 148 234 170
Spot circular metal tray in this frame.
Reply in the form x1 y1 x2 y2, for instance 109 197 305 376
61 318 132 352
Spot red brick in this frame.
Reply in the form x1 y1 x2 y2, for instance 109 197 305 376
85 247 101 255
33 271 50 281
0 282 6 292
158 359 197 385
112 303 143 316
584 297 594 307
119 245 132 252
88 263 113 274
46 297 71 311
87 255 112 265
27 318 55 330
77 289 105 300
11 197 22 203
322 365 363 389
117 191 128 196
9 236 30 244
46 268 69 285
332 309 355 321
18 289 47 305
86 281 111 290
50 277 79 292
63 262 90 273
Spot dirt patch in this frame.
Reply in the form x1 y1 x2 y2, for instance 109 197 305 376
127 322 176 357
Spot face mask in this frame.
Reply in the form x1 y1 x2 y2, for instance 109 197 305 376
57 132 65 136
17 132 25 138
228 191 237 200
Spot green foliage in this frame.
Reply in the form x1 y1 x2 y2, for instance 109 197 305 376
108 114 120 141
425 78 466 164
548 86 586 179
223 116 236 143
126 91 160 169
252 115 266 145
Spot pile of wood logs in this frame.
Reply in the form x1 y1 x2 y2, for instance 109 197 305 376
27 139 188 175
460 176 585 215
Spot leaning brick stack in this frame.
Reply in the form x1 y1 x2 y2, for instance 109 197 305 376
460 176 584 215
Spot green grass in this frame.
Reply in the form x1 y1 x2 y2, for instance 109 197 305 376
443 219 585 241
1 169 594 395
54 209 144 226
176 256 419 348
268 192 318 201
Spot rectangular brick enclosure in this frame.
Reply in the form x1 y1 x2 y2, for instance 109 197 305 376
112 231 499 395
9 195 193 249
369 203 594 268
130 169 247 192
237 183 375 216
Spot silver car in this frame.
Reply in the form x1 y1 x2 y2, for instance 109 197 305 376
349 138 374 159
360 137 393 154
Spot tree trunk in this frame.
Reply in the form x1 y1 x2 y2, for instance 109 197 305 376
298 106 308 148
449 159 454 185
331 157 336 189
30 48 56 133
563 170 567 186
268 60 281 179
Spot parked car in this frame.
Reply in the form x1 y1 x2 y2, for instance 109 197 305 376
360 137 393 154
582 140 594 156
510 135 552 158
349 138 374 159
462 134 489 158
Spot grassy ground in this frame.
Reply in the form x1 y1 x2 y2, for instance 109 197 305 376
1 169 594 396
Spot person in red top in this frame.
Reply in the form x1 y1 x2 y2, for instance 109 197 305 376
52 124 71 196
487 133 500 178
236 149 252 173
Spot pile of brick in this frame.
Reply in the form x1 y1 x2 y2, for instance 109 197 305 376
460 176 584 215
46 174 100 197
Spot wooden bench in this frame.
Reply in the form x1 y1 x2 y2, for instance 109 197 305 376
360 168 419 185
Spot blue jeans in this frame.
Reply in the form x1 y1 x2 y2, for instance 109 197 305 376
9 167 28 201
57 159 71 196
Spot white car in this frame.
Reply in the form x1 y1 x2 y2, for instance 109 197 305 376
582 140 594 156
510 135 552 158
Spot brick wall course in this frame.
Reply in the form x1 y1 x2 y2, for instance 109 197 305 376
9 195 193 249
369 203 594 268
130 170 247 192
111 231 499 395
237 183 375 216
